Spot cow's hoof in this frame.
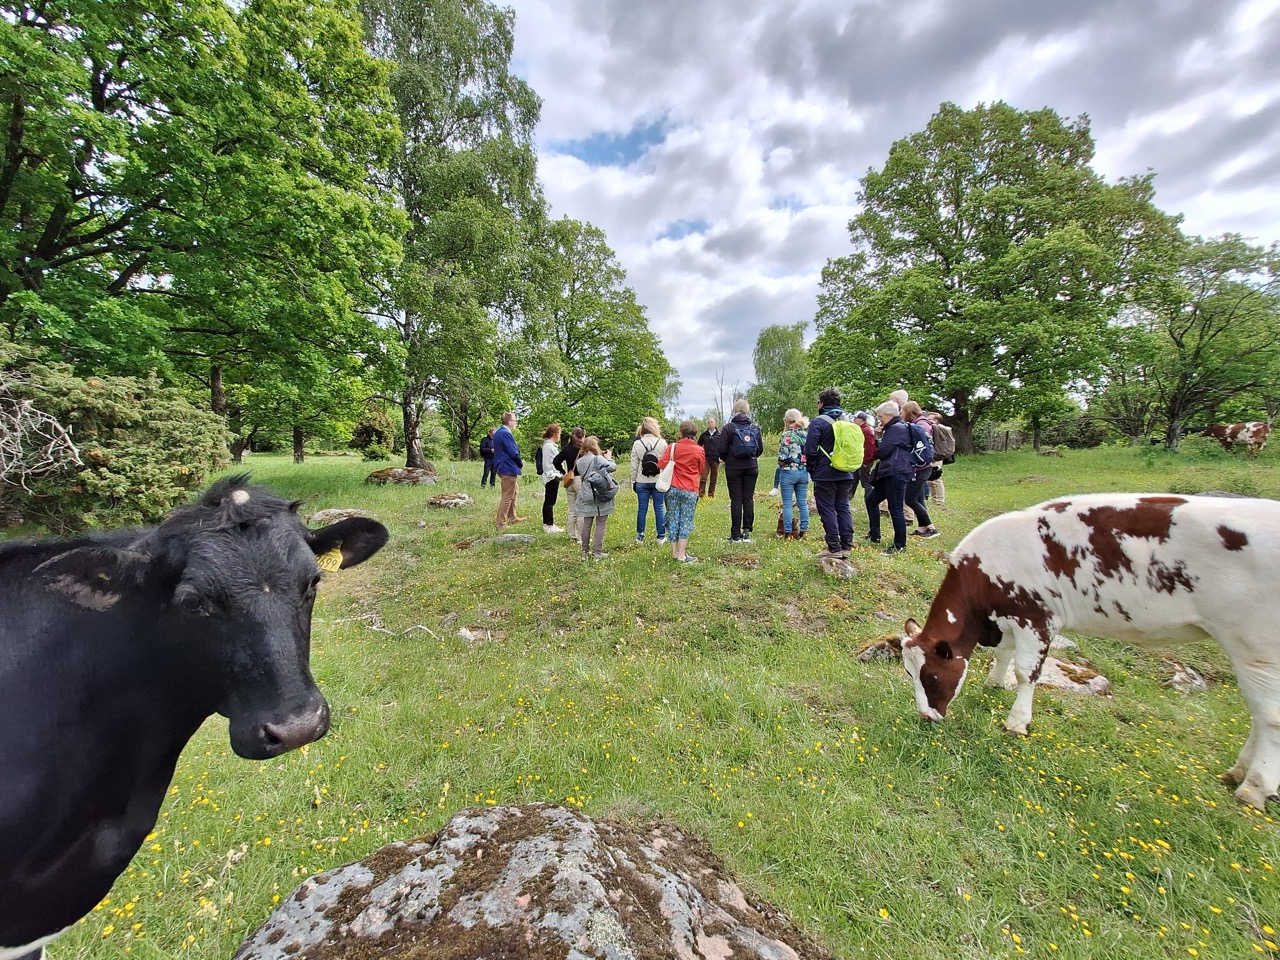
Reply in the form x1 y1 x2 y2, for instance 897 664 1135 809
1233 782 1272 811
1003 721 1030 736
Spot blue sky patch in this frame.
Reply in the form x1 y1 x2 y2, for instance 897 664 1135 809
550 119 668 167
656 219 711 241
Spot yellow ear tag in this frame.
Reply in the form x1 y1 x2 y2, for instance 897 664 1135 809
316 547 344 572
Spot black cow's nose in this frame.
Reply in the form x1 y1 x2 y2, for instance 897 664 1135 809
262 702 330 753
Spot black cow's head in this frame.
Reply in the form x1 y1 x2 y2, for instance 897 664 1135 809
37 476 388 760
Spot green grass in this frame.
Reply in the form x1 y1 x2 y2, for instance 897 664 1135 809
58 446 1280 959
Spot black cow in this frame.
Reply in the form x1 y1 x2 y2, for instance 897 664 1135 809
0 476 388 960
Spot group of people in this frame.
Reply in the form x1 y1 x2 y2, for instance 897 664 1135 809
477 388 952 564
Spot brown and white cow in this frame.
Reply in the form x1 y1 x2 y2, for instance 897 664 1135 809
1201 422 1271 458
901 493 1280 810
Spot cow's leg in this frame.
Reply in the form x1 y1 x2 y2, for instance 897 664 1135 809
1218 654 1280 809
1003 629 1049 735
985 637 1016 688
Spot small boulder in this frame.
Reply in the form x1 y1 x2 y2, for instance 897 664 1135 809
234 803 833 960
1161 658 1208 694
366 465 438 485
817 556 858 579
428 492 473 508
997 657 1112 696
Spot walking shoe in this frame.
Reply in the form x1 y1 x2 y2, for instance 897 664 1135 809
544 524 563 533
882 545 906 555
768 488 780 497
679 555 699 564
911 527 941 539
592 551 609 559
727 536 744 543
635 534 645 543
511 516 529 523
815 546 842 560
656 536 667 544
741 533 753 543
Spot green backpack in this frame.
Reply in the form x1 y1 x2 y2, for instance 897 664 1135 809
819 415 861 472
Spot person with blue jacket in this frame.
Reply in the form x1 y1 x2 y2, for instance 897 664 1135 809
804 387 856 560
493 411 525 530
865 400 913 554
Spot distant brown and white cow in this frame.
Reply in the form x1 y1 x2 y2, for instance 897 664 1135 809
1201 422 1271 458
900 493 1280 810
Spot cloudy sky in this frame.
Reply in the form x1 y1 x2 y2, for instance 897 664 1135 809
503 0 1280 418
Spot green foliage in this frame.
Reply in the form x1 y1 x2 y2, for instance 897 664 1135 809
812 101 1178 450
1173 433 1233 463
746 322 810 430
1039 410 1111 449
362 0 543 464
521 218 674 451
1093 234 1280 447
351 402 398 453
2 361 228 531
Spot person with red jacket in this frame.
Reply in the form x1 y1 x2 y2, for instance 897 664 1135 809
657 420 706 563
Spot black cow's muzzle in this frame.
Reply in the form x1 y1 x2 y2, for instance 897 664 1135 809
231 699 331 759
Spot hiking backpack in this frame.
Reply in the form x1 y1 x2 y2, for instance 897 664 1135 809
908 422 936 467
931 422 956 462
638 437 661 477
818 415 861 472
729 421 761 458
535 445 544 475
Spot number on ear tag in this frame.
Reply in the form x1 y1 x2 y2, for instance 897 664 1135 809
316 547 344 572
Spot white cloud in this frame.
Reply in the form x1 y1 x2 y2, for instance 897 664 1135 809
506 0 1280 415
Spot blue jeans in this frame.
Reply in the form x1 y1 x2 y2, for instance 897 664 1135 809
635 482 666 538
779 468 809 532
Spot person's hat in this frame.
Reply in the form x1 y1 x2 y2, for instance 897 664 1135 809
854 410 871 421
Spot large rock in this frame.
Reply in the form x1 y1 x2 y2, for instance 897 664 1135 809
367 465 438 485
235 803 832 960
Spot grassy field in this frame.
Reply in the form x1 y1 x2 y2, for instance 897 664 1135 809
57 444 1280 959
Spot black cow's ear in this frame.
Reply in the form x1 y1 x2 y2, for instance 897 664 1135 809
934 641 954 661
36 547 150 611
307 518 389 571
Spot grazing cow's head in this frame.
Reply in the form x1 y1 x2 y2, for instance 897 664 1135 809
37 476 388 759
901 618 969 722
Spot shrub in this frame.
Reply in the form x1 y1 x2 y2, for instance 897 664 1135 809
1 361 229 531
351 403 396 455
1175 433 1231 463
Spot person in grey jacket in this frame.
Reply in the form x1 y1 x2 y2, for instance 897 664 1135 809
573 435 617 559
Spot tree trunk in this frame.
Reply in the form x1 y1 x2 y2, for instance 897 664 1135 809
293 425 305 463
211 363 226 417
401 393 426 469
231 435 252 464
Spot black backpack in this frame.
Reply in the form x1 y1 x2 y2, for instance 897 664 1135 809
638 437 661 477
535 445 544 475
729 421 761 458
